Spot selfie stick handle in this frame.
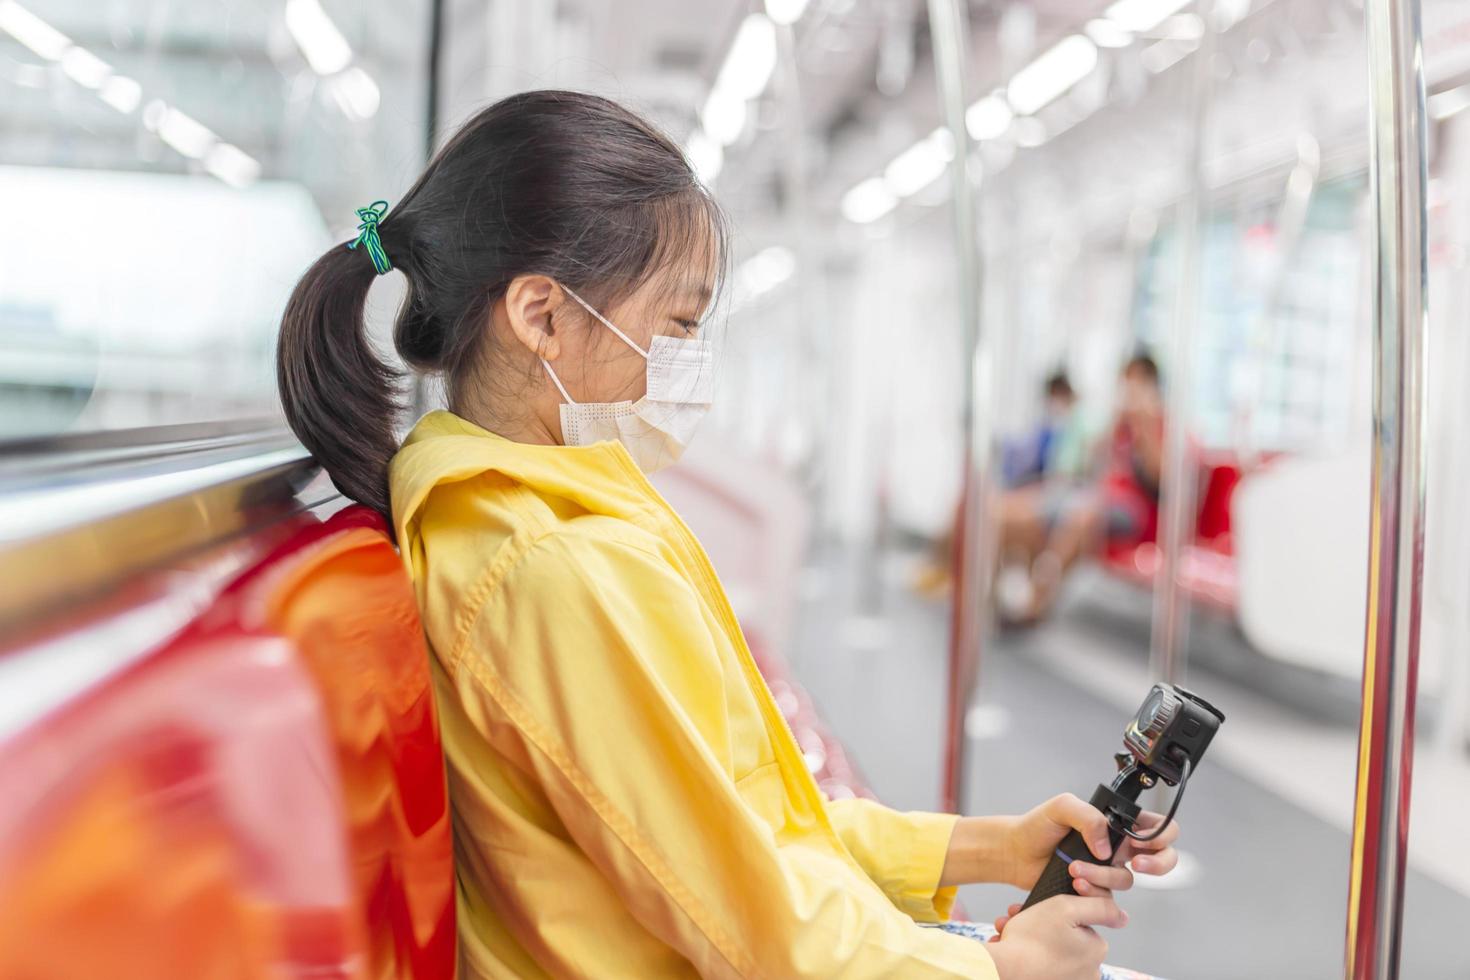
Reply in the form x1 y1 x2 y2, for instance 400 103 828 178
1021 783 1141 911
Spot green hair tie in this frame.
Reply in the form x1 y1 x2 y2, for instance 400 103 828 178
347 200 392 275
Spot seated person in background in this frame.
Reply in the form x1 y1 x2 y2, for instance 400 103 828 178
997 353 1164 623
999 371 1085 489
917 371 1090 598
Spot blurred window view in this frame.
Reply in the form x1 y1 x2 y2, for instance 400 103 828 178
1131 178 1366 453
0 0 429 440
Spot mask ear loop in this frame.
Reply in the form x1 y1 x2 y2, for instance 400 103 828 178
561 285 649 359
540 357 578 405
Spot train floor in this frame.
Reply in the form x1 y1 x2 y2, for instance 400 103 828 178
789 542 1470 980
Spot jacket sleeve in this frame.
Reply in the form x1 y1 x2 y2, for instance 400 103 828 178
453 529 998 980
823 797 961 923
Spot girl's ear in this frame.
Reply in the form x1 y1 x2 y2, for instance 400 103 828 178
503 274 565 360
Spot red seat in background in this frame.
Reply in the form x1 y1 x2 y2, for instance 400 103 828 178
0 504 454 980
1101 453 1243 611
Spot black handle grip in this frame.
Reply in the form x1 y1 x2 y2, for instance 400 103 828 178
1020 784 1139 912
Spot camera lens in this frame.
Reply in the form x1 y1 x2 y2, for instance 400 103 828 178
1139 690 1164 728
1134 687 1178 741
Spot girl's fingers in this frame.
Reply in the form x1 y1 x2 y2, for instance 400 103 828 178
991 903 1024 937
1131 847 1180 875
1071 859 1134 892
1071 877 1115 898
1044 793 1115 861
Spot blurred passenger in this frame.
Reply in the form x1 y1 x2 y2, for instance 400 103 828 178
276 91 1179 980
999 353 1165 623
999 371 1086 488
916 371 1090 600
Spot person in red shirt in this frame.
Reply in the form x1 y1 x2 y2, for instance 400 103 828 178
1002 353 1164 623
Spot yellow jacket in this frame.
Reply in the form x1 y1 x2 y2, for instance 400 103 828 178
389 410 997 979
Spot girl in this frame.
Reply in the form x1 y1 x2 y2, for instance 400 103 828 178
277 90 1178 979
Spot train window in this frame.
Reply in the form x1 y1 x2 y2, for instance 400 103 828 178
0 0 430 443
1131 177 1367 453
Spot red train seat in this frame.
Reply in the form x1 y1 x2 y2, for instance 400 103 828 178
0 592 364 980
0 504 454 980
746 631 877 802
244 505 456 980
1100 454 1243 611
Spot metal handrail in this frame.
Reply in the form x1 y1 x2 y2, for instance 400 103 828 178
928 0 994 816
1344 0 1429 975
0 429 330 633
0 418 296 488
1149 0 1217 684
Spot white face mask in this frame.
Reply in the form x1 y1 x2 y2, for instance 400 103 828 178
540 286 713 473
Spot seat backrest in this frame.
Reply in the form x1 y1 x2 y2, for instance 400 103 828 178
242 505 455 980
0 504 455 980
1195 454 1243 547
0 570 364 980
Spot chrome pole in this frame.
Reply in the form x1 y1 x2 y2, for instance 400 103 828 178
410 0 448 420
1148 1 1215 684
927 0 991 815
1345 0 1429 973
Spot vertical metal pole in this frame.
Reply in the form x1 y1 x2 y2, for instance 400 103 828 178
1345 0 1429 973
411 0 447 419
928 0 990 815
1148 3 1215 684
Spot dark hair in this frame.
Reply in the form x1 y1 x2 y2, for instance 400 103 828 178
1123 351 1160 386
1044 370 1074 400
277 90 727 517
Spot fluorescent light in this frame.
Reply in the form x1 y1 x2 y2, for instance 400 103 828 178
1013 117 1048 148
883 128 954 198
60 46 111 89
765 0 809 26
1140 37 1195 73
966 95 1014 140
331 66 380 120
702 87 747 146
155 106 216 159
715 14 777 101
285 0 353 75
685 129 724 184
1160 13 1204 39
0 1 70 60
1106 0 1192 34
736 245 796 303
205 142 263 188
841 177 898 224
1430 84 1470 121
98 73 141 113
1212 0 1251 30
1007 35 1098 116
1085 18 1134 48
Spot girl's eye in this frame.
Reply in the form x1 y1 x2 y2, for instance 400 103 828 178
675 318 700 335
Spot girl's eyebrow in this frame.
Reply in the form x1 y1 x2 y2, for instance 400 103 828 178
678 278 713 305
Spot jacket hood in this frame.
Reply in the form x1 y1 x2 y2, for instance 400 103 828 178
388 409 655 546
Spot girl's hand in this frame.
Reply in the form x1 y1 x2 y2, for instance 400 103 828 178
1004 793 1181 893
984 895 1127 980
1115 808 1182 878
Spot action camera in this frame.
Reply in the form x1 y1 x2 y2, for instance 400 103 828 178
1021 683 1225 912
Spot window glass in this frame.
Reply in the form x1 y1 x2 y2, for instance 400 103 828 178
0 0 429 439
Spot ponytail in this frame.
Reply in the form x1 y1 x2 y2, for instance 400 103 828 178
277 243 403 517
